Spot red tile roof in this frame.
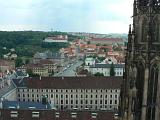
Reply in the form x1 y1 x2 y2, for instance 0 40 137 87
90 38 123 42
0 109 115 120
19 77 123 89
39 59 56 65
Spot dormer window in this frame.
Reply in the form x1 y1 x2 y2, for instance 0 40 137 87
71 112 77 118
55 112 60 118
32 111 39 118
10 111 18 118
91 113 97 118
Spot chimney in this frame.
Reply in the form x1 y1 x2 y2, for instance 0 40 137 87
17 104 20 109
0 100 2 109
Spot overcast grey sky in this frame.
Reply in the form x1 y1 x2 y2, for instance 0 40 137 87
0 0 133 33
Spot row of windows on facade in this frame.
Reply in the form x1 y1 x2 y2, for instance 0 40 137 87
19 99 118 105
18 89 119 93
18 94 119 99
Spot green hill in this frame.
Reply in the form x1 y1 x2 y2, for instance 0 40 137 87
0 31 80 58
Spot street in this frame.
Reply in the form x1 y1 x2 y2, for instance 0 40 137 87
54 60 83 77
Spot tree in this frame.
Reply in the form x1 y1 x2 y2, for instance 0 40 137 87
98 57 105 62
15 57 23 67
94 72 104 76
25 59 30 64
110 62 115 76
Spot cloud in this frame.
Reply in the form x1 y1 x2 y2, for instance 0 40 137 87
0 0 133 33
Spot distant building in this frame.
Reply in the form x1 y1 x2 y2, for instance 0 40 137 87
0 59 15 73
21 63 49 77
44 35 68 43
89 37 124 45
13 77 122 111
89 64 124 76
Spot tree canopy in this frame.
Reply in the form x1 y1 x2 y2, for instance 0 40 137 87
110 62 115 76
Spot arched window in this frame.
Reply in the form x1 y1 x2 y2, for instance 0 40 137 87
151 18 159 42
135 63 145 119
147 64 159 120
142 18 148 42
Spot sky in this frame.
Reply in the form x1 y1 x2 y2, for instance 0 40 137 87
0 0 133 33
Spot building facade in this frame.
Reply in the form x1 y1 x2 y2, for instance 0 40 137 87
44 35 68 43
13 77 122 111
119 0 160 120
89 64 124 76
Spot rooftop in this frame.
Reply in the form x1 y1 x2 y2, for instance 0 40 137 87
90 37 123 42
0 109 115 120
13 76 122 89
2 101 51 110
90 64 125 68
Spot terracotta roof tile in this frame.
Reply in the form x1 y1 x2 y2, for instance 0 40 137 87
14 77 122 89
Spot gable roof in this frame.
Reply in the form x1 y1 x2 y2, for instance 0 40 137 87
13 77 122 89
90 64 125 68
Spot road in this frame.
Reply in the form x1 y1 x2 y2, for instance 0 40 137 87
54 60 83 77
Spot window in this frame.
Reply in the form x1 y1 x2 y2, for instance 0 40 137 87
71 100 73 104
32 112 39 118
71 112 77 118
105 95 107 98
85 100 88 104
66 95 68 98
95 100 97 104
100 100 102 104
91 95 93 98
10 111 18 118
66 100 68 104
61 100 63 104
91 113 97 119
115 100 117 104
76 100 78 104
81 100 83 104
95 95 97 98
71 95 73 98
110 95 112 98
86 95 88 98
100 95 102 98
105 100 107 104
110 100 112 104
115 95 117 98
90 100 92 104
55 112 60 118
61 95 63 98
51 94 53 98
56 94 58 98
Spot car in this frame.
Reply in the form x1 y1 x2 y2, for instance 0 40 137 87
64 67 67 70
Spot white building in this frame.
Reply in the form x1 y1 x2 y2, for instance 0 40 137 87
13 77 122 111
89 64 124 76
44 35 68 43
84 57 96 71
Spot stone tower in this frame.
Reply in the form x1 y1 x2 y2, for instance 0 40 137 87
119 0 160 120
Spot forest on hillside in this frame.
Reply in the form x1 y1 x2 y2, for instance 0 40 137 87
0 31 80 58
